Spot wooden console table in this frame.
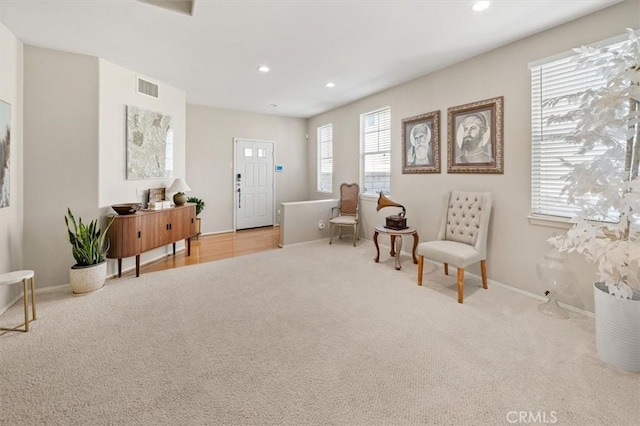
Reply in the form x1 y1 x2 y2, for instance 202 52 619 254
373 225 419 270
107 203 197 277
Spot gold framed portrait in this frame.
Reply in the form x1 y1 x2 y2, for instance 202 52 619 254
447 96 504 174
402 110 440 174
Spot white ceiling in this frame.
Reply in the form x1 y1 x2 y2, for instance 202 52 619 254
0 0 622 118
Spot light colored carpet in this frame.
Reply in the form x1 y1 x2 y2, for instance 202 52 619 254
1 240 638 425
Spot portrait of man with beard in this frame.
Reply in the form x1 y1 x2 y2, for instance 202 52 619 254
454 112 492 164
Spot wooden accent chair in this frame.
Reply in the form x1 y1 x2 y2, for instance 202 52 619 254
417 190 492 303
329 183 360 246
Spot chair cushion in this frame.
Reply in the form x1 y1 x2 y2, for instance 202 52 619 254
329 216 357 225
445 192 485 246
417 240 482 268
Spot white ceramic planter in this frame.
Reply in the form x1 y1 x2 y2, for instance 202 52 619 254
594 282 640 372
69 261 107 295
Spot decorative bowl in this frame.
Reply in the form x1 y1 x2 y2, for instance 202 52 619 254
111 203 142 215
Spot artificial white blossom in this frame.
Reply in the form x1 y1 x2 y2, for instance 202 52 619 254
547 28 640 299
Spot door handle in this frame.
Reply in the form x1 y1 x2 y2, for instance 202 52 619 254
237 188 241 208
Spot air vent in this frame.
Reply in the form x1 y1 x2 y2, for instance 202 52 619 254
137 77 159 98
137 0 194 16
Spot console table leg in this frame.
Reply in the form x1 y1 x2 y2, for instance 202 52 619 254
187 238 191 256
172 242 176 256
135 255 140 277
117 259 122 277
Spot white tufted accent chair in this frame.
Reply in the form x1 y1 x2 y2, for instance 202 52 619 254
417 190 492 303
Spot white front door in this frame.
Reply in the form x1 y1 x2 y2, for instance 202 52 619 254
234 139 274 230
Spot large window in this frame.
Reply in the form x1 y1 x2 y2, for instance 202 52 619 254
317 123 333 193
360 107 391 196
530 38 623 219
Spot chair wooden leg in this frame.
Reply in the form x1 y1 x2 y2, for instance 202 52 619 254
481 260 488 289
444 263 449 276
417 255 424 286
329 223 333 244
352 224 357 246
457 268 464 304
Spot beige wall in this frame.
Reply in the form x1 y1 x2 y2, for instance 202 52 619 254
23 46 100 289
0 23 24 311
99 59 187 275
307 1 640 312
5 1 638 307
21 48 188 288
186 105 308 234
279 199 337 247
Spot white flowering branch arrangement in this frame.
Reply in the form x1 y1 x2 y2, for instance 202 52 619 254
546 29 640 299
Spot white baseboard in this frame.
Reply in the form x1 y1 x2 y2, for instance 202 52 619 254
199 229 234 237
279 237 329 248
0 294 22 316
364 238 594 317
108 249 186 279
0 282 71 316
2 240 594 319
0 250 188 314
419 257 594 318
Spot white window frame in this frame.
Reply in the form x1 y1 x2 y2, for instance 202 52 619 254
317 123 333 193
360 106 391 197
529 33 627 225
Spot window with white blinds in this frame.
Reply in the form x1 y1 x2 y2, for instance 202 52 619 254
530 39 623 219
317 123 333 193
360 107 391 196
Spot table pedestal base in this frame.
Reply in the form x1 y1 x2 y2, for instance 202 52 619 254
373 226 419 270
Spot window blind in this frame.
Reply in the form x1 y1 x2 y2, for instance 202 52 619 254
530 41 622 219
317 123 333 193
360 107 391 196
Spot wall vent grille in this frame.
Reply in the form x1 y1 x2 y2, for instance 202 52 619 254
137 77 159 98
137 0 194 16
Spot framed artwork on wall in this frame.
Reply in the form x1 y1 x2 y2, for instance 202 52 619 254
126 105 173 180
447 96 504 174
0 99 11 208
402 110 440 174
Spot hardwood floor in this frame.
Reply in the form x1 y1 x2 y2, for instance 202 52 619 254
120 226 281 277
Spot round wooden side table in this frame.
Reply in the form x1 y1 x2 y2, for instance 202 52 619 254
373 225 419 270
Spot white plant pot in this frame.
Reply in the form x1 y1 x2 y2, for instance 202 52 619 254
594 282 640 372
69 261 107 295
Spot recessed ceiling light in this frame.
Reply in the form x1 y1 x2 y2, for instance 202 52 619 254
258 66 270 73
472 1 491 12
326 82 336 88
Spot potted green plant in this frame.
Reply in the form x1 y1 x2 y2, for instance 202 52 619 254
186 196 205 236
65 208 115 295
546 29 640 371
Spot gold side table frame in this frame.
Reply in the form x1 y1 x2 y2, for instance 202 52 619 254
0 270 36 335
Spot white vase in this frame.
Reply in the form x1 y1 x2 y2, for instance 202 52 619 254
593 282 640 372
69 261 107 295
